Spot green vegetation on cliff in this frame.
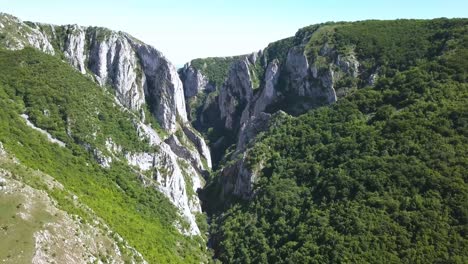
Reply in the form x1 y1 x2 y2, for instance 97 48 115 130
0 48 210 263
191 56 243 88
209 18 468 263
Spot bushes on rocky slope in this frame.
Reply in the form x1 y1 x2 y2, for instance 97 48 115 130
0 48 210 263
190 56 244 88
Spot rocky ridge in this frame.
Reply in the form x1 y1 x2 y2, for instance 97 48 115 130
0 13 210 237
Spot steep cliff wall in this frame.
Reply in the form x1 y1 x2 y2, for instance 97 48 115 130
0 13 211 238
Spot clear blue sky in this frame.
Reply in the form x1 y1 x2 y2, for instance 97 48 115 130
1 0 466 65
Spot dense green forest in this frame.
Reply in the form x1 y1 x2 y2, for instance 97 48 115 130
209 19 468 263
0 48 209 263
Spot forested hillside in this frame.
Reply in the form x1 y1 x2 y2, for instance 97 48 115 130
207 19 468 263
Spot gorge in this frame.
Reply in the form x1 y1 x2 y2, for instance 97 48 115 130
0 12 467 263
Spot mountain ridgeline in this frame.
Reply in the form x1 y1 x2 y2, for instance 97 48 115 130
0 13 212 263
0 12 467 264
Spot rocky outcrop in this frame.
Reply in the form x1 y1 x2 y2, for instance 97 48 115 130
213 44 352 198
285 47 337 103
125 123 210 235
165 134 205 174
218 156 252 199
92 149 112 168
130 41 188 132
237 112 273 152
135 121 163 146
285 47 310 94
239 59 281 126
179 64 215 98
0 142 5 156
247 50 261 65
219 111 289 199
368 72 379 86
63 25 87 74
182 27 367 200
336 54 359 78
125 142 203 235
182 126 212 169
0 175 6 190
0 14 55 54
252 59 280 116
218 59 253 131
81 142 113 168
87 30 146 111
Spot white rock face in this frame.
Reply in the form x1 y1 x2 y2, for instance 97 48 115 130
63 25 87 74
135 121 163 146
182 126 212 169
322 68 338 103
105 137 122 155
126 142 202 236
221 111 289 199
252 59 280 117
88 33 117 86
368 72 379 85
129 41 188 132
88 31 146 110
25 23 55 55
179 64 210 98
0 141 6 156
286 46 337 103
92 149 112 168
0 176 6 190
285 46 316 97
219 113 271 199
237 112 272 152
126 152 155 171
248 50 261 65
337 54 359 78
286 47 310 94
125 121 207 236
219 58 253 130
185 38 361 200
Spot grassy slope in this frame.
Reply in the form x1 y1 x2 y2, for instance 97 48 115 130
0 48 209 263
0 153 140 263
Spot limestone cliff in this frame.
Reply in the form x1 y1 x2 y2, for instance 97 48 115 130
0 13 210 238
218 58 254 131
0 13 187 132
